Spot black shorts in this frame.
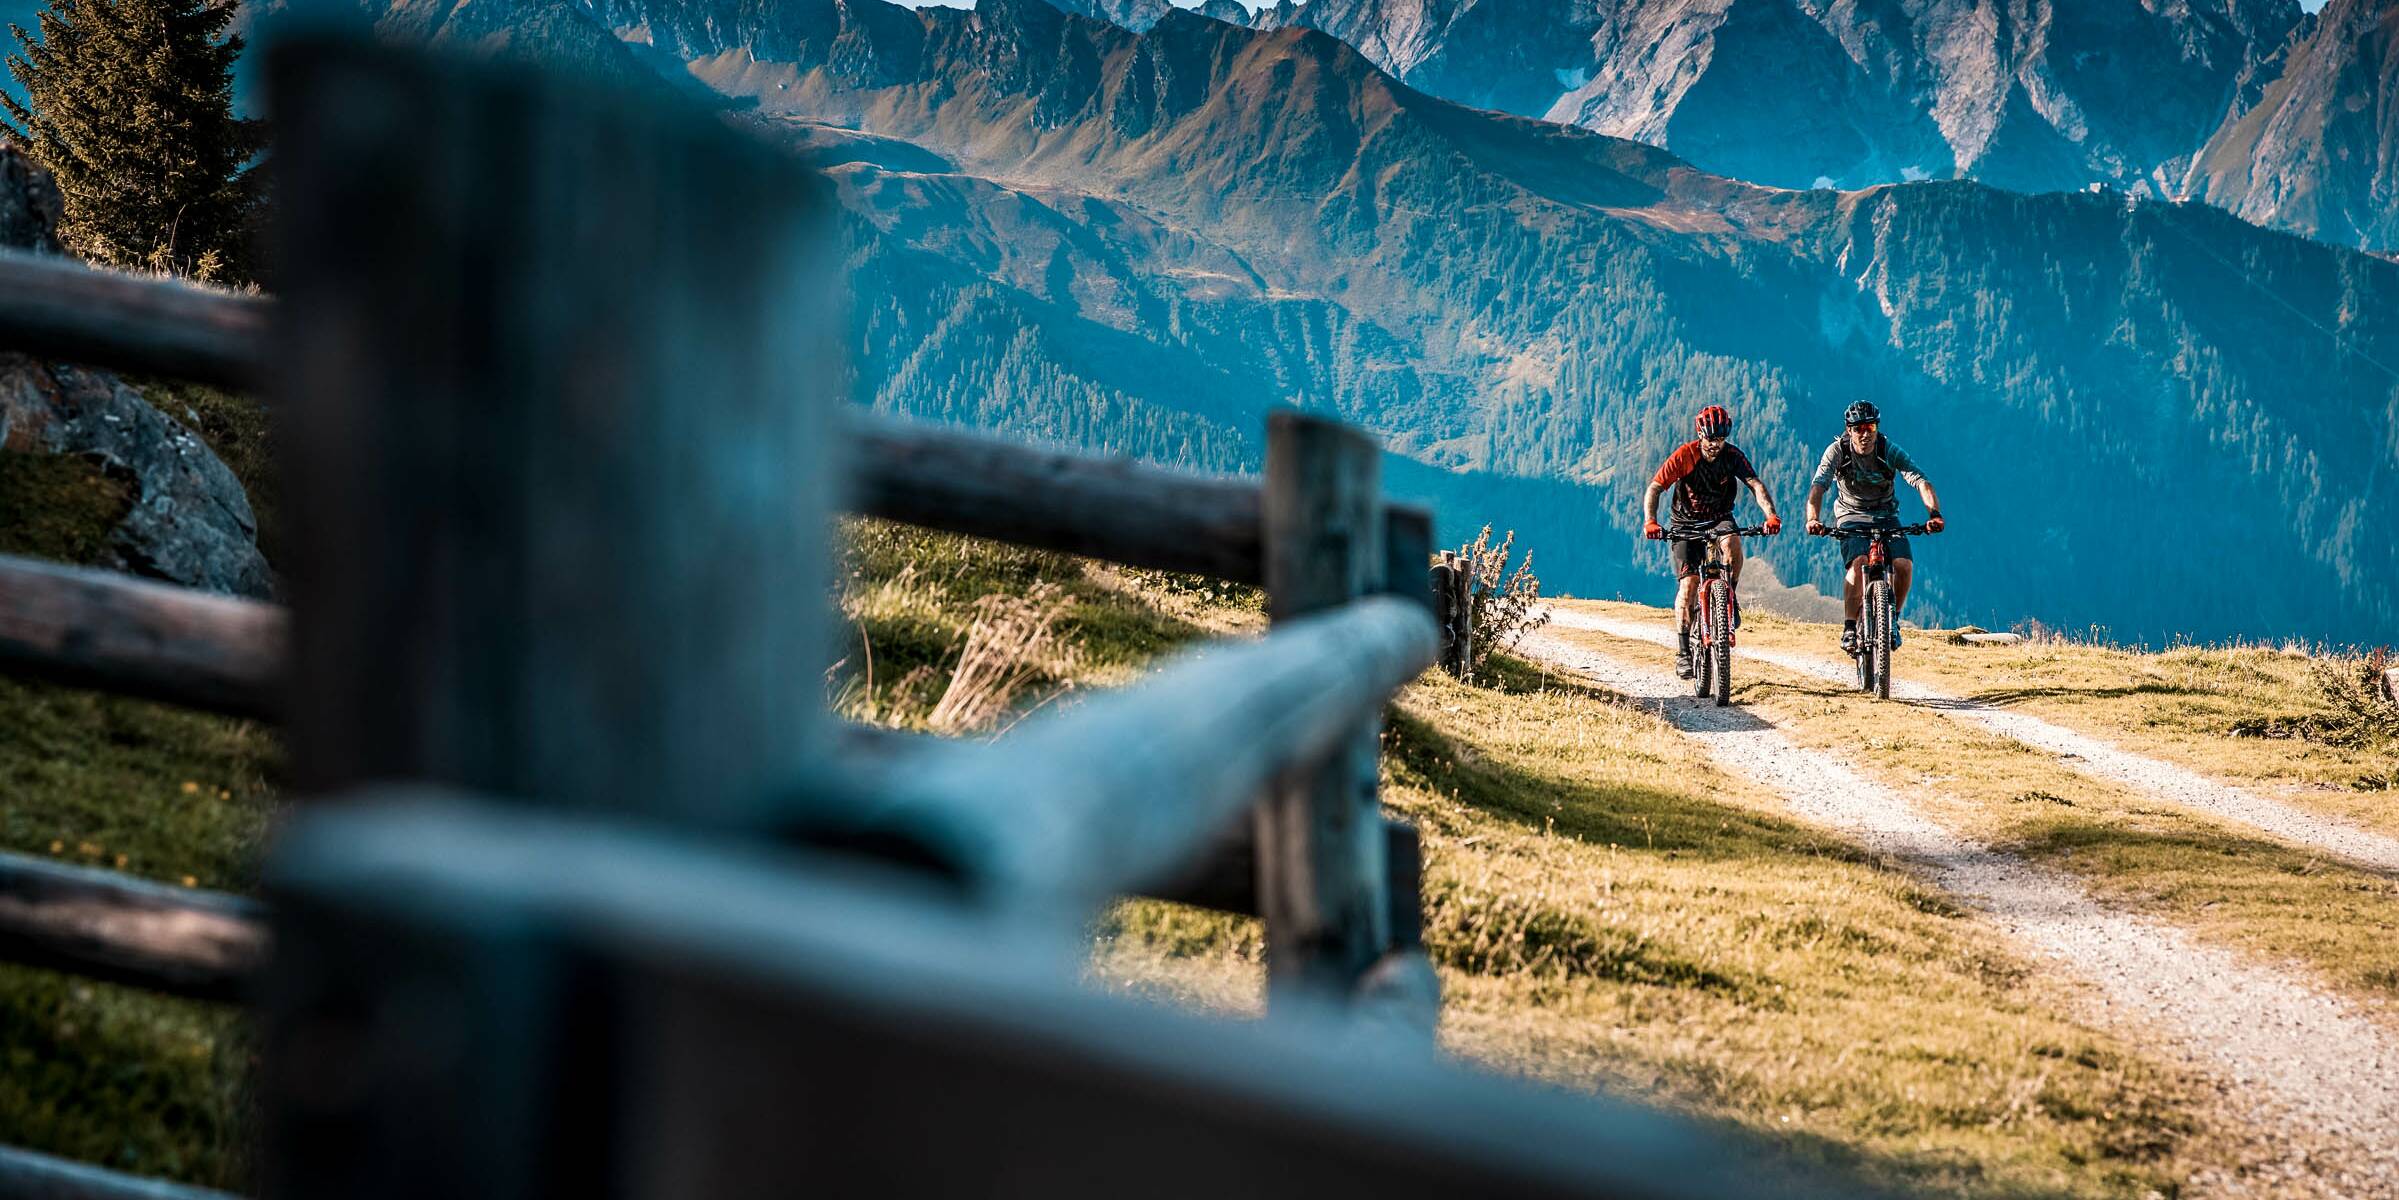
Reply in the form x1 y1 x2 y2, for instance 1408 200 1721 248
1670 520 1736 578
1838 522 1912 566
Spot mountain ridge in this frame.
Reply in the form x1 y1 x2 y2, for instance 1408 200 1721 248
608 0 2399 640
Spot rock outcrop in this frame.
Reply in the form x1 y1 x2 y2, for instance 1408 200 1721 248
0 356 272 596
0 141 61 252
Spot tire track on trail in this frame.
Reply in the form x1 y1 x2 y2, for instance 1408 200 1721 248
1517 626 2399 1196
1539 606 2399 877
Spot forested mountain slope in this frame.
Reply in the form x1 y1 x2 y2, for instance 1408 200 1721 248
565 0 2399 642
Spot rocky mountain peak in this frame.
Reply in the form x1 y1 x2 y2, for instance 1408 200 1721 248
2186 0 2399 250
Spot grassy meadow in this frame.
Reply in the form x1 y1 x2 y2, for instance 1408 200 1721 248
2 400 2392 1194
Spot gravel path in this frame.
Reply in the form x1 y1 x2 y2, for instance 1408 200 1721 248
1539 606 2399 876
1518 626 2399 1196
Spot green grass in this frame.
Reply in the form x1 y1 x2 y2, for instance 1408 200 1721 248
1705 602 2399 828
0 452 132 564
0 382 278 1191
1543 604 2399 1013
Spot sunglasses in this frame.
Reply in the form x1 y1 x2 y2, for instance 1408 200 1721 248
1700 435 1728 445
1846 421 1879 432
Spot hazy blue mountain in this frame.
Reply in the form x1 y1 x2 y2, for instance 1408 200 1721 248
554 0 2399 642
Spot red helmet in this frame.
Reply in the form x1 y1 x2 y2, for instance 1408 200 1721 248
1695 405 1733 439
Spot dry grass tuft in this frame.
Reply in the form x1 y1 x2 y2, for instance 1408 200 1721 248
927 581 1077 734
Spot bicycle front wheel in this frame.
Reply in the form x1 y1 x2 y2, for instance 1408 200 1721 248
1869 580 1895 701
1708 580 1732 706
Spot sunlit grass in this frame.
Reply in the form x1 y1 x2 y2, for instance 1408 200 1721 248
1615 598 2399 832
1542 618 2399 1014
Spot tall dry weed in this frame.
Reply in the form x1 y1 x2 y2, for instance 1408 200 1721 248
927 581 1077 734
1456 525 1548 681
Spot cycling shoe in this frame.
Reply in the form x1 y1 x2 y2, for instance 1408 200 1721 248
1839 628 1859 656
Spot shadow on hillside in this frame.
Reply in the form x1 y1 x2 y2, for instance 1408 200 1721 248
1958 681 2219 706
1388 661 1874 870
2010 814 2399 888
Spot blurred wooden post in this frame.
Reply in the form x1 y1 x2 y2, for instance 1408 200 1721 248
1452 557 1476 680
269 36 837 825
261 35 838 1200
1429 553 1461 677
1258 412 1388 1006
1382 505 1435 617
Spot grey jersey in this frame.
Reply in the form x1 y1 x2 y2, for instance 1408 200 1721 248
1812 435 1928 527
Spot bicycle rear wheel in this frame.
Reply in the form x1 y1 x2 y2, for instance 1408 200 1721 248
1708 580 1732 706
1869 580 1895 701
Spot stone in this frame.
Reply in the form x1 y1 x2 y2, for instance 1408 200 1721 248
0 142 63 253
0 354 273 598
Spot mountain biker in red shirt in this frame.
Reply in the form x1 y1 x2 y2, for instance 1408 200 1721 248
1644 405 1782 679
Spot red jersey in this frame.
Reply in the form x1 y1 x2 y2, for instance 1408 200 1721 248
1652 440 1758 526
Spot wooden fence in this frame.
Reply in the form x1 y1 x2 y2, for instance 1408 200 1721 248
0 31 1873 1200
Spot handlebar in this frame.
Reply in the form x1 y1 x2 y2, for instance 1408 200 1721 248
1666 526 1774 541
1808 523 1938 538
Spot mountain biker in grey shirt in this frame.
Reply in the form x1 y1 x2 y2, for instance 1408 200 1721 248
1803 401 1944 655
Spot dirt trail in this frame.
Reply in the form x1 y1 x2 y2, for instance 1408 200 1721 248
1518 626 2399 1197
1539 606 2399 876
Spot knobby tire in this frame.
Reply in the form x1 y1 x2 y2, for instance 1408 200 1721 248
1870 581 1894 701
1708 580 1732 707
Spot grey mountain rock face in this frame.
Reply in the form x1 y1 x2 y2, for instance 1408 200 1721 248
1277 0 2306 195
1047 0 1177 31
2188 0 2399 252
0 144 271 597
1248 0 1305 28
1195 0 1255 27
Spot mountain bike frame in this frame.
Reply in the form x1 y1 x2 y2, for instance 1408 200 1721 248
1814 523 1935 700
1672 525 1771 707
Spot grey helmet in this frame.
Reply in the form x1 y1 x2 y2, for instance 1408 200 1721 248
1843 401 1881 427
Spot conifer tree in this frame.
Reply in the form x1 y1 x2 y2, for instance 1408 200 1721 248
2 0 258 280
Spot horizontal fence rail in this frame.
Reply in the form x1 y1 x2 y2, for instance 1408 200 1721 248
0 718 1421 1007
838 722 1421 930
800 597 1437 904
268 794 1868 1200
0 850 264 1002
0 555 284 718
0 250 267 390
0 251 1432 591
0 1144 240 1200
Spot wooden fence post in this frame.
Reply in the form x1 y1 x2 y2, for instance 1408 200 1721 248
1258 412 1388 1006
260 37 839 1200
1429 552 1461 677
1452 557 1476 680
268 36 838 826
